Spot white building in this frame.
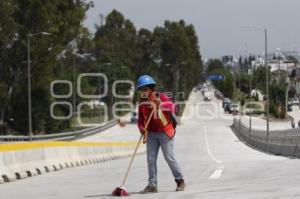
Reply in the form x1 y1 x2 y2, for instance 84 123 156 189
251 59 296 72
268 60 295 72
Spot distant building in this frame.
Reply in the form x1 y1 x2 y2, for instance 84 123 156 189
229 49 300 96
251 58 296 72
251 57 264 70
294 68 300 95
268 60 295 72
222 55 233 67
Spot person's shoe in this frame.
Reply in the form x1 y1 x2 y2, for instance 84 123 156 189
140 186 158 194
175 179 185 191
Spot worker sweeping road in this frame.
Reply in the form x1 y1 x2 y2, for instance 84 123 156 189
137 75 185 194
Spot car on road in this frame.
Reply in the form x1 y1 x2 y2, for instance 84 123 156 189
215 90 224 100
242 102 265 115
291 97 299 105
287 104 292 112
222 98 231 108
203 90 213 102
202 87 208 92
130 111 138 123
204 96 211 101
229 103 240 114
287 101 293 112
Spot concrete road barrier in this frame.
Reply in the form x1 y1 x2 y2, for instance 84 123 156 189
232 118 300 158
0 141 145 183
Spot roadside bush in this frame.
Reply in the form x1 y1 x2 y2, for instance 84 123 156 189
0 123 7 135
270 101 279 118
279 105 286 119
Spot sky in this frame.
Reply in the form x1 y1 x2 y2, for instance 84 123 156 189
84 0 300 59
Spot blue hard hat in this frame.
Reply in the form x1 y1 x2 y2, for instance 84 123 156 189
137 75 156 89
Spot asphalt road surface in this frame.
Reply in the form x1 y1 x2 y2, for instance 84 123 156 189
1 91 300 199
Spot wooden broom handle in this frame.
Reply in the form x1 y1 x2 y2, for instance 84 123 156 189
121 109 154 187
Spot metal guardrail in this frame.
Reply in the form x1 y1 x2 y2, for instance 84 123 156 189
232 118 300 158
0 119 117 142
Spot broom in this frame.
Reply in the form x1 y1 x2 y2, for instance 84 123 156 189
112 109 154 196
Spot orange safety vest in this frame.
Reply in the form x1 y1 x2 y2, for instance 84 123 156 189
157 108 176 139
139 93 176 139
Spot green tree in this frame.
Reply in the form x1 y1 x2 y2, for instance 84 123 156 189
0 0 19 134
207 59 224 74
153 20 202 102
94 10 136 118
2 7 204 135
252 66 270 94
3 0 93 134
208 59 234 99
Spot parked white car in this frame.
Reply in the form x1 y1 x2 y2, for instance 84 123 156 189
229 103 240 114
291 97 299 105
242 102 265 115
130 111 138 123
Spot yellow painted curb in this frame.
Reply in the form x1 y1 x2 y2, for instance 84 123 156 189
0 141 138 153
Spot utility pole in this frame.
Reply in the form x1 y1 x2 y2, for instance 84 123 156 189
239 56 242 127
27 32 51 141
277 58 280 84
244 26 269 136
73 56 76 138
249 68 252 134
265 28 269 136
99 14 105 27
27 34 32 140
174 63 180 102
285 70 289 113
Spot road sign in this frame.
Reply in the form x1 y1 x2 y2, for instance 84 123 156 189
208 75 225 81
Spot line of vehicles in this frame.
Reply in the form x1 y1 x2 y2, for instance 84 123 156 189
199 83 241 114
197 82 215 102
198 81 265 115
221 95 300 115
287 97 299 112
131 82 300 123
222 98 240 114
222 98 267 115
198 82 300 116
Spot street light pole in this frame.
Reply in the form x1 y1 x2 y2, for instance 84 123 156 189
70 51 96 137
167 62 184 103
239 57 242 127
27 34 32 140
249 68 252 134
99 14 105 27
27 32 51 141
265 28 269 136
286 75 289 113
174 63 179 102
244 26 269 136
73 55 76 138
98 63 108 123
278 57 281 84
98 64 101 121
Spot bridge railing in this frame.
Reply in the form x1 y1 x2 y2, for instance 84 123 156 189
0 119 117 142
232 118 300 158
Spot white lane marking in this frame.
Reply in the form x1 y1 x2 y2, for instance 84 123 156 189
204 125 222 164
209 166 225 180
203 125 225 180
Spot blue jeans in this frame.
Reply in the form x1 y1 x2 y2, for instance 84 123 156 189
147 132 183 187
